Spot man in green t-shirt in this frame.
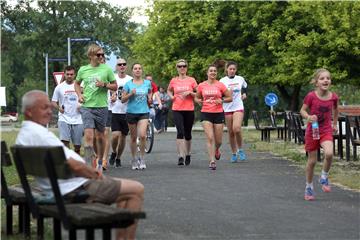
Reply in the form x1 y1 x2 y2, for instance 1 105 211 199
75 44 117 169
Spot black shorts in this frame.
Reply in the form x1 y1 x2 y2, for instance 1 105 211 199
200 112 225 124
126 113 149 124
111 113 129 135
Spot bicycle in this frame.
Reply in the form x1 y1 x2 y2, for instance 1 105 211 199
137 118 154 154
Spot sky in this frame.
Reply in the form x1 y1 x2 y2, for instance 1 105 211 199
103 0 149 70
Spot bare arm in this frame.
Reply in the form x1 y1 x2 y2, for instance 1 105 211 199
74 81 84 103
223 89 233 103
51 101 64 113
300 103 317 122
333 99 339 132
67 158 102 180
167 88 175 101
194 91 203 105
121 89 135 103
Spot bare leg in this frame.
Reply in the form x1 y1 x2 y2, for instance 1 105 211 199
176 139 185 158
225 115 237 154
61 140 70 148
137 119 148 159
321 140 333 173
111 131 120 155
232 111 244 149
102 127 111 163
306 150 318 184
128 124 138 160
74 145 81 155
95 130 105 165
202 121 215 163
214 123 224 151
113 178 144 240
116 134 127 159
84 128 96 165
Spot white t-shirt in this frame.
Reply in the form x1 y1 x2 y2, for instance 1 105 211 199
220 75 248 112
111 74 132 114
16 121 88 196
52 82 83 124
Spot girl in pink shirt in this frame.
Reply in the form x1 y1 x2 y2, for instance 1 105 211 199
167 59 198 166
300 68 339 201
196 65 232 170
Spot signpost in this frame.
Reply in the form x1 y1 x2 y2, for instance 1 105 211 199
44 54 67 96
67 37 92 64
265 92 279 111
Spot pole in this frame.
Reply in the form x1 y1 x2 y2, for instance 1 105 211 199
45 53 49 96
67 37 71 65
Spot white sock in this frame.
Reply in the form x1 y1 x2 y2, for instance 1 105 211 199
306 182 314 189
321 170 329 179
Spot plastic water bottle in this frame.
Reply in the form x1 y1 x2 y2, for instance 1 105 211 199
312 121 320 140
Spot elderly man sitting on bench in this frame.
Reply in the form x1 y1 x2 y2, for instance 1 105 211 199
16 90 144 240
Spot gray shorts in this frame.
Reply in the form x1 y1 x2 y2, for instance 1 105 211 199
80 107 108 132
58 121 84 146
106 110 112 127
84 177 120 204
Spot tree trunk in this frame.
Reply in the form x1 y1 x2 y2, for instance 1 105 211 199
277 84 302 112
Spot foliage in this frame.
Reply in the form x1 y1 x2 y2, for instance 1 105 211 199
131 1 360 110
1 0 138 112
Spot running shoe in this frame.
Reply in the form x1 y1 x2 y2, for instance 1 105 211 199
185 155 191 166
304 187 315 201
209 161 216 170
215 149 221 160
131 159 139 170
237 149 246 161
115 159 122 168
178 157 185 166
139 159 146 170
102 160 108 171
108 152 116 166
230 153 237 163
319 177 331 192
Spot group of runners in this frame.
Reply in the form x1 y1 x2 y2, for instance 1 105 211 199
51 43 339 202
51 44 249 172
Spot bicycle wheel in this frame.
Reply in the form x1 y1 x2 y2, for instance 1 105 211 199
145 120 154 153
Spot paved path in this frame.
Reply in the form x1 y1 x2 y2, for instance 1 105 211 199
103 131 358 240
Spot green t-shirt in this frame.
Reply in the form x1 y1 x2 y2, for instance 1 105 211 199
76 64 115 108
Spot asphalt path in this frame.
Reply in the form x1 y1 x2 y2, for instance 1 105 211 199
103 131 359 240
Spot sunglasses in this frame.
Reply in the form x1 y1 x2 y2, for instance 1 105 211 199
177 65 187 68
96 53 105 58
117 63 127 66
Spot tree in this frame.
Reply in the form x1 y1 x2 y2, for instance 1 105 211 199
132 1 360 111
1 0 138 112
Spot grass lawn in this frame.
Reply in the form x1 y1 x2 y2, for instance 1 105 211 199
1 127 359 238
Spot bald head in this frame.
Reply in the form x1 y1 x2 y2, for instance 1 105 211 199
21 90 52 125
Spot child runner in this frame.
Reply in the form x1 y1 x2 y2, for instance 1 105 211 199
196 65 232 170
300 68 339 201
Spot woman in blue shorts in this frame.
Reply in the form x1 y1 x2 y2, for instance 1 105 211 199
122 63 152 170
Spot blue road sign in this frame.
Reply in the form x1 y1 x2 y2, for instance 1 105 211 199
265 93 279 107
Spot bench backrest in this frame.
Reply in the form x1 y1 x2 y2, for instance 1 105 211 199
1 141 14 205
345 115 360 144
11 146 72 224
252 110 261 130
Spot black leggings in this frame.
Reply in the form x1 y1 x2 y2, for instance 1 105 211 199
172 111 194 140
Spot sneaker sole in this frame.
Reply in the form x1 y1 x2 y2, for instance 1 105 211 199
321 186 331 192
304 196 315 201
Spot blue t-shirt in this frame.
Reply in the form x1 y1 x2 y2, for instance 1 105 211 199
124 79 152 114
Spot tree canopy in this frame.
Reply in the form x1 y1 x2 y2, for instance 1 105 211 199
132 1 360 110
1 0 137 111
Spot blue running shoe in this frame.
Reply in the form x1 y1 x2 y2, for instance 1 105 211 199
319 178 331 192
230 153 237 163
237 149 246 161
304 187 315 201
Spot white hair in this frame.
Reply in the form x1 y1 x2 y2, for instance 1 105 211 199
21 90 47 113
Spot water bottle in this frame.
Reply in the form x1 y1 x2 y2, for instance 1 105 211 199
312 121 320 140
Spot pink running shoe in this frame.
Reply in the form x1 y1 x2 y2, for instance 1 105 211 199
304 187 315 201
215 149 221 160
319 178 331 192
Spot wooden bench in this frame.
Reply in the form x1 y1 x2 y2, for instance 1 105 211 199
11 145 146 240
269 111 286 139
345 115 360 161
252 110 276 142
1 141 30 237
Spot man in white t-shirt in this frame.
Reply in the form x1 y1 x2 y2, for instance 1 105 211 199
52 66 84 154
108 58 132 168
17 90 144 239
